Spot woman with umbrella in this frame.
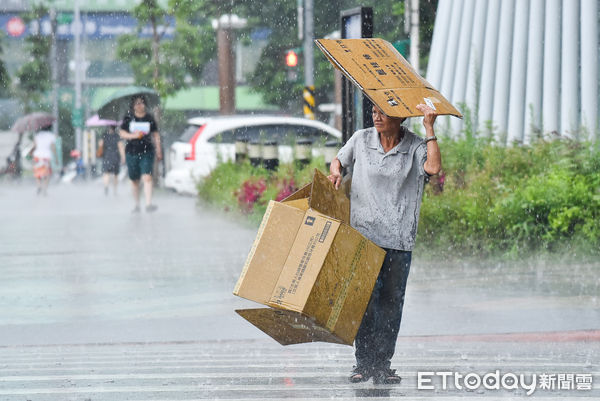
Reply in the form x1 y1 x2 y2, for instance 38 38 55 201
119 94 162 212
29 123 57 196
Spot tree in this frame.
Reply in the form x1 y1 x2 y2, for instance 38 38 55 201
116 0 216 100
246 0 438 113
16 5 51 112
0 32 11 98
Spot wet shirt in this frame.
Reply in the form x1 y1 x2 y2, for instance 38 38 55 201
120 113 158 155
336 126 427 251
33 131 56 160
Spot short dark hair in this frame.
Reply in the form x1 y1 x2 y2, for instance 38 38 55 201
129 95 147 111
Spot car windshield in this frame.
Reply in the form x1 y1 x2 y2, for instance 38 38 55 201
178 125 203 142
208 124 335 145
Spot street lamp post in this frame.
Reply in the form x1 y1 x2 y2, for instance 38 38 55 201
212 14 247 115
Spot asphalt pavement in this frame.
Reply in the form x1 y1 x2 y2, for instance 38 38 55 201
0 178 598 400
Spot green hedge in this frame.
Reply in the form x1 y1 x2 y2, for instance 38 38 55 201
198 139 600 258
418 138 600 258
197 157 328 225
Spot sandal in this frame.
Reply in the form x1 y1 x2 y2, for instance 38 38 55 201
349 366 371 383
372 368 402 385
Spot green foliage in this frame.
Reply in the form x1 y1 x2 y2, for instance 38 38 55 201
418 138 600 258
16 5 51 110
198 157 328 225
57 105 75 164
0 32 11 97
199 136 599 259
245 0 438 112
116 0 216 99
117 0 438 112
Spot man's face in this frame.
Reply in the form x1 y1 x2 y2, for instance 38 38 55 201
372 106 404 135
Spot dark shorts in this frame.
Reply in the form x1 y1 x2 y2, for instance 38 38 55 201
126 152 154 181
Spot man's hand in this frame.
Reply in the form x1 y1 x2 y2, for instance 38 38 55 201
328 172 342 190
328 157 342 189
416 103 438 128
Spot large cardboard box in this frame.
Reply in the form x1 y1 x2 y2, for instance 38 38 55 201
315 38 462 119
233 169 385 346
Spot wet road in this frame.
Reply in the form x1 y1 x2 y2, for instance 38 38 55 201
0 180 598 400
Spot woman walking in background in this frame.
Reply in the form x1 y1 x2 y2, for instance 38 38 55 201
97 124 125 196
30 124 57 196
119 95 162 213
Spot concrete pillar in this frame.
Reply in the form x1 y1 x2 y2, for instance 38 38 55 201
561 0 579 138
477 0 501 133
440 0 464 102
491 0 515 140
450 0 476 135
580 0 598 141
426 0 452 87
523 0 545 144
464 0 488 129
507 0 530 144
542 0 561 135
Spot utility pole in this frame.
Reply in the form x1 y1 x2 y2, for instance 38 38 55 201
50 6 61 170
213 14 246 115
303 0 315 119
73 0 82 153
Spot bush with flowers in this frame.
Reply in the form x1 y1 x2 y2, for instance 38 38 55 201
198 137 600 260
198 157 327 224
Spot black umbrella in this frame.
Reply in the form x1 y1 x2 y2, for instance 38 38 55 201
97 86 160 121
11 112 55 133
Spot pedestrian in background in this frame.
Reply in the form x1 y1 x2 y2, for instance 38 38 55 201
29 124 57 196
328 104 440 385
97 124 125 196
119 95 162 213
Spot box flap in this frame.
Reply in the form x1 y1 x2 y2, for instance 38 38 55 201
233 201 305 304
309 169 350 224
315 38 462 119
236 308 348 345
282 182 311 202
282 198 310 212
268 209 340 311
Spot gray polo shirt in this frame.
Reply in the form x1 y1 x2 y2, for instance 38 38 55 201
337 126 427 251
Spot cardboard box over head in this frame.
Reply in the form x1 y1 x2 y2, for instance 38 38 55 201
233 169 385 346
315 38 462 119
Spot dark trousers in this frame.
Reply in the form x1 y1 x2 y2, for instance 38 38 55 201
355 248 412 371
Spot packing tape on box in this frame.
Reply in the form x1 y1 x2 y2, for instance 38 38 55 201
326 239 366 330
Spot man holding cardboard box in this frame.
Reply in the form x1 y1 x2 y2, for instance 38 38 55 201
328 103 440 384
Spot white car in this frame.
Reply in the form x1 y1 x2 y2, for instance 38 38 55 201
165 115 342 194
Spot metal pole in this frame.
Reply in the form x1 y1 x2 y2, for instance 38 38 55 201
303 0 315 119
50 7 61 170
74 0 82 152
297 0 303 41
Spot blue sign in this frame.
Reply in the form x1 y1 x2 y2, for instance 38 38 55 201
0 13 175 39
